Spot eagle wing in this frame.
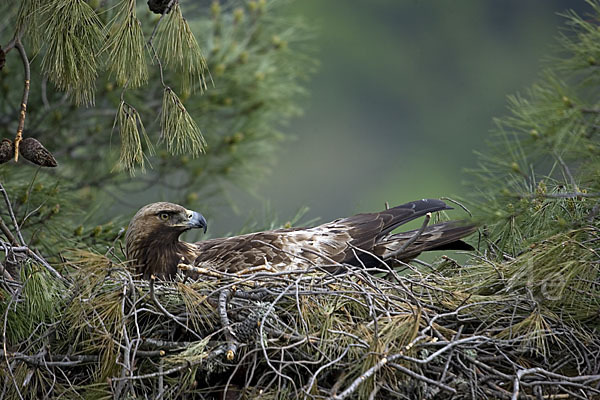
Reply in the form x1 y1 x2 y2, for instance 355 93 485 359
192 199 465 273
193 226 352 272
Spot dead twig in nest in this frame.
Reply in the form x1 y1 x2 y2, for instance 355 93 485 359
219 288 239 361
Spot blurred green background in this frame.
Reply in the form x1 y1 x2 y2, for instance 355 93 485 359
226 0 589 230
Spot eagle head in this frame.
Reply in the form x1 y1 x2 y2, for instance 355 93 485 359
125 202 207 279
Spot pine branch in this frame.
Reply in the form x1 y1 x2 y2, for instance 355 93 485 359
13 39 29 163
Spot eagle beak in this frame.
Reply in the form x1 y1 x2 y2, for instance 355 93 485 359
186 210 207 234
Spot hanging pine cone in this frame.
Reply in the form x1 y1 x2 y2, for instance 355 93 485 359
147 0 172 14
19 137 58 167
0 139 13 164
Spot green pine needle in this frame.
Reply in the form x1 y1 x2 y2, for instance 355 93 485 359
156 3 209 95
40 0 103 105
16 0 44 53
103 0 148 88
2 263 64 344
160 87 206 156
114 101 154 175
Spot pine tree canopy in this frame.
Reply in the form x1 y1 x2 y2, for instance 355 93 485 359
1 0 600 399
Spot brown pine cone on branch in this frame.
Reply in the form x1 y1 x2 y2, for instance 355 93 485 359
0 139 13 164
19 137 58 167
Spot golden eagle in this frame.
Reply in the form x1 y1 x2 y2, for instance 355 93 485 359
125 199 476 279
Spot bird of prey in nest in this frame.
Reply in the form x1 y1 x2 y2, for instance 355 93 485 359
125 199 476 279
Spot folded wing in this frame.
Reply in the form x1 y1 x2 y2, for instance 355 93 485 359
193 199 475 272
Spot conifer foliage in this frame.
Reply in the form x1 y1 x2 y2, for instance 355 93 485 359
1 1 600 399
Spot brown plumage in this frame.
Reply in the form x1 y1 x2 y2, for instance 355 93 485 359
125 199 477 279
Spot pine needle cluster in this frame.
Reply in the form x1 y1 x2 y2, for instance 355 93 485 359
15 0 44 52
160 86 206 156
39 0 103 105
114 100 154 175
103 0 149 88
156 3 209 95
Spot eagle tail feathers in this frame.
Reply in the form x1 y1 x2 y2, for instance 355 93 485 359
378 198 453 237
376 221 477 261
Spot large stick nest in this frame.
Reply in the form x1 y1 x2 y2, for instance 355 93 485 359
2 222 600 399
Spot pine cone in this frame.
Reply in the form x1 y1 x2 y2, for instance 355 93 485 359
234 311 261 343
19 137 58 167
147 0 172 14
0 139 13 164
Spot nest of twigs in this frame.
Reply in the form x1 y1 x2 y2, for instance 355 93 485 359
2 221 600 399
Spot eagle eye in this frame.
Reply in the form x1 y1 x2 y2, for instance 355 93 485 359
158 212 170 221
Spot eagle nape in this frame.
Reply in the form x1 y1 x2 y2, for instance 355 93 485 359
125 198 477 280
